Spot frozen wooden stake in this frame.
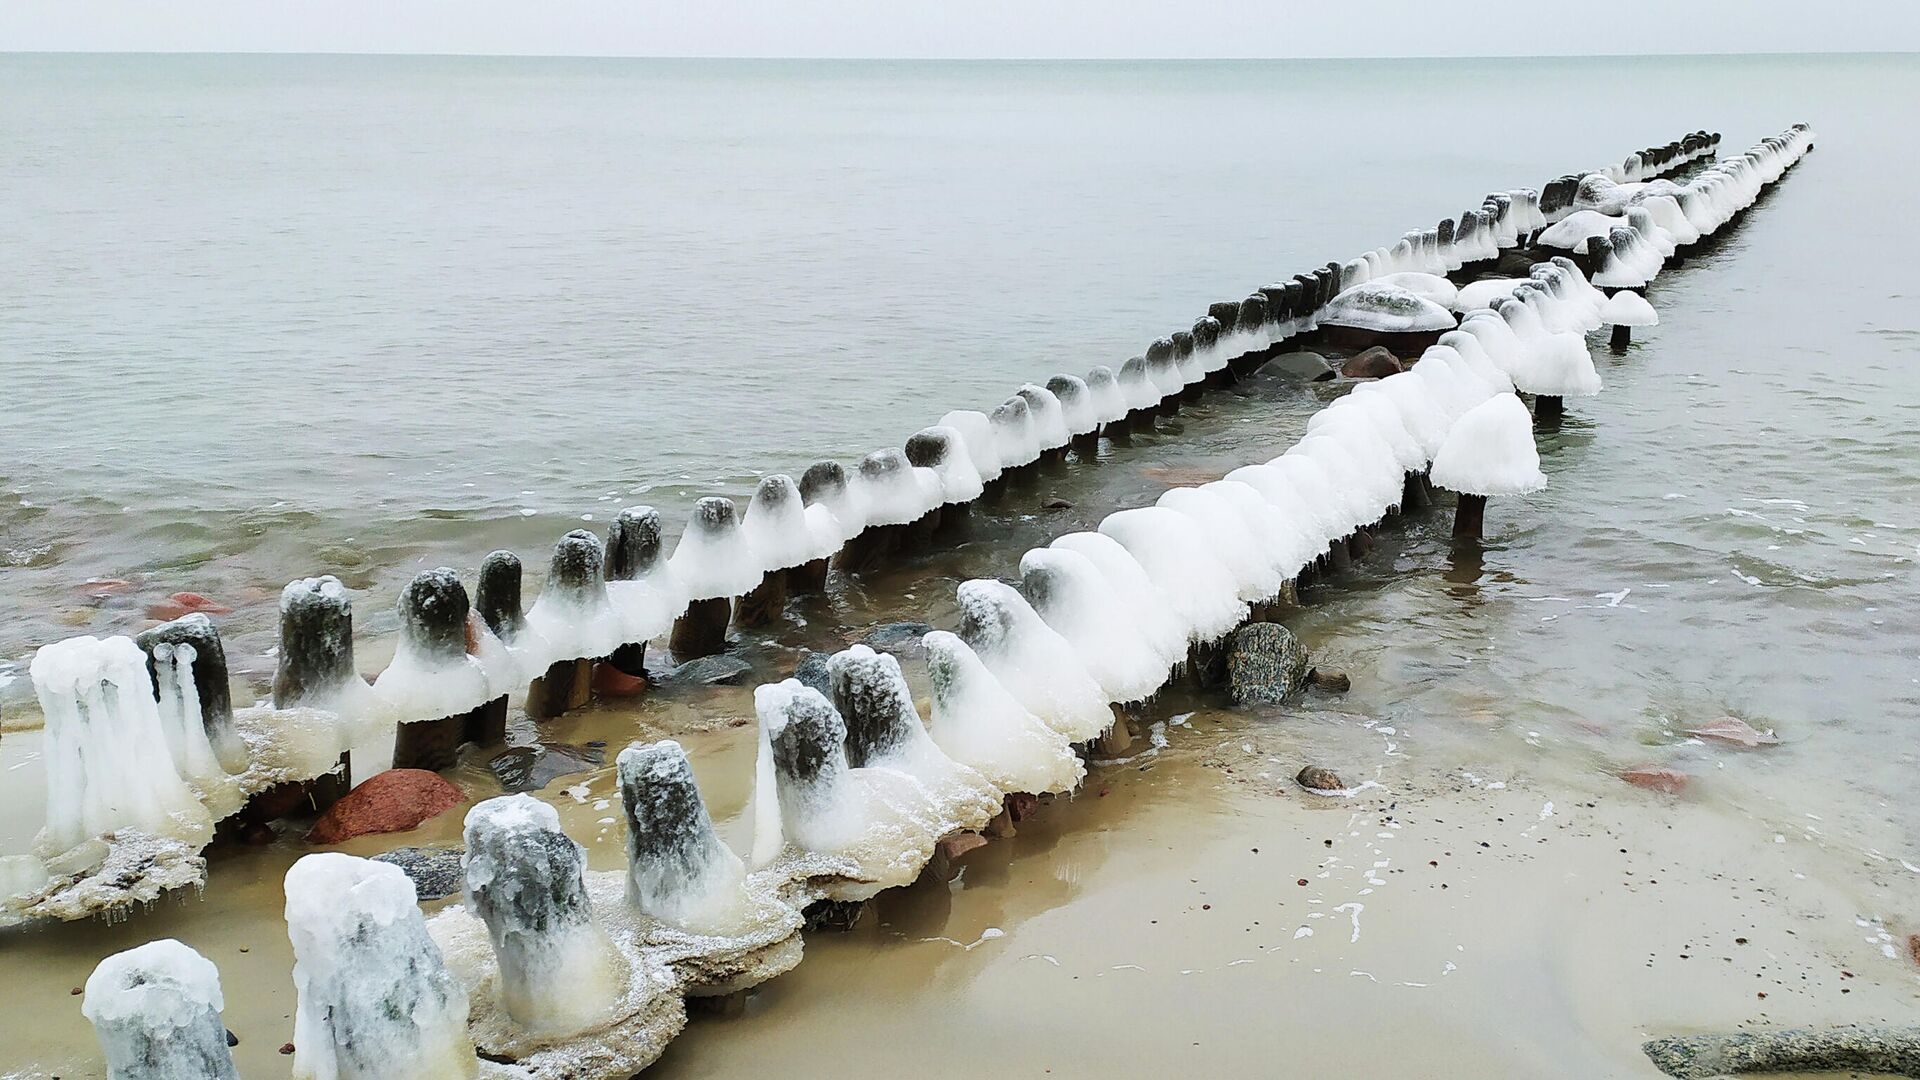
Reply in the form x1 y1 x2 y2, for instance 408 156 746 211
793 461 848 592
669 498 747 659
527 530 606 719
83 939 241 1080
273 576 357 710
605 505 666 668
136 612 246 775
389 568 501 772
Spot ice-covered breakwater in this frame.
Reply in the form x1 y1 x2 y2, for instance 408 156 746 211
64 121 1820 1079
10 125 1811 935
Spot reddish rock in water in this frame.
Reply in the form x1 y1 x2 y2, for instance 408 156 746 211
1619 765 1690 794
1340 346 1403 379
306 769 464 844
145 591 235 620
1907 934 1920 968
1685 716 1779 748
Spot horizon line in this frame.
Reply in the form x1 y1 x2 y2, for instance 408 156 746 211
3 48 1915 61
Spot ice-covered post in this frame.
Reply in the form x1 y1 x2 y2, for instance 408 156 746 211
389 568 500 771
618 740 748 934
1232 292 1270 377
527 530 606 718
738 477 801 628
1430 394 1547 541
83 938 240 1080
137 612 247 777
273 576 358 710
462 795 623 1035
905 427 973 537
475 550 525 643
794 461 849 593
605 505 666 668
1145 337 1180 416
1045 374 1101 454
1601 289 1658 352
284 852 477 1079
32 635 214 853
669 496 754 659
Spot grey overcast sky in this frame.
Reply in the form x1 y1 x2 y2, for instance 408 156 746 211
4 1 1917 58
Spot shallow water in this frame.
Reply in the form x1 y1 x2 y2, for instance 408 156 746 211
2 51 1919 1079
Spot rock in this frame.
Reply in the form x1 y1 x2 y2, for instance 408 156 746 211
1619 766 1689 794
305 769 464 844
487 741 607 794
1643 1025 1920 1078
792 651 832 698
1264 351 1337 381
369 846 465 901
1043 498 1073 510
1307 668 1351 693
1005 791 1040 822
1226 622 1310 705
144 591 234 621
662 653 752 686
1339 347 1402 379
936 832 987 861
591 661 649 696
1296 766 1346 793
858 622 935 661
1685 716 1780 748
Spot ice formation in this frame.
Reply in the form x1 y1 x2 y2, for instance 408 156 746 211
1157 485 1290 603
1430 394 1547 497
920 630 1083 795
1497 301 1602 398
84 938 239 1080
826 645 1000 827
32 635 212 855
1015 383 1072 451
1018 546 1177 703
936 410 1004 484
1081 366 1130 426
1287 434 1398 533
603 506 688 644
1372 271 1458 309
617 740 752 935
744 476 826 572
667 497 762 601
1116 356 1159 412
1144 338 1183 398
523 530 625 667
1320 282 1456 333
852 448 943 527
137 613 246 779
1048 530 1189 664
273 575 372 712
1045 374 1100 438
374 567 497 724
284 852 477 1080
1454 277 1526 311
954 578 1113 741
1348 373 1450 464
754 680 946 898
988 397 1041 468
1600 290 1659 327
462 795 624 1035
904 426 985 505
1097 507 1247 644
799 460 868 547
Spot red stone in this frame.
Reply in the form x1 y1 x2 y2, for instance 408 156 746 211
145 591 234 620
1685 716 1779 748
306 769 464 845
936 832 988 861
1619 766 1689 795
1006 792 1041 822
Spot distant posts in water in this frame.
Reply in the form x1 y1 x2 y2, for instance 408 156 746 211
527 530 607 718
669 497 748 660
605 505 666 669
389 567 505 772
272 576 357 710
793 461 847 593
83 938 241 1080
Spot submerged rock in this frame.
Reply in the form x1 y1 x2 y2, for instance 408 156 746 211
488 741 607 794
1685 716 1779 748
1618 766 1689 795
662 654 753 687
1226 622 1311 705
791 651 832 699
370 846 466 901
857 621 936 660
306 769 464 844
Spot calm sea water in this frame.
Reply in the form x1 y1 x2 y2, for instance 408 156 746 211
1 52 1915 728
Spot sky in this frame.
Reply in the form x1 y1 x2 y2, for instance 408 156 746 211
3 0 1917 58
